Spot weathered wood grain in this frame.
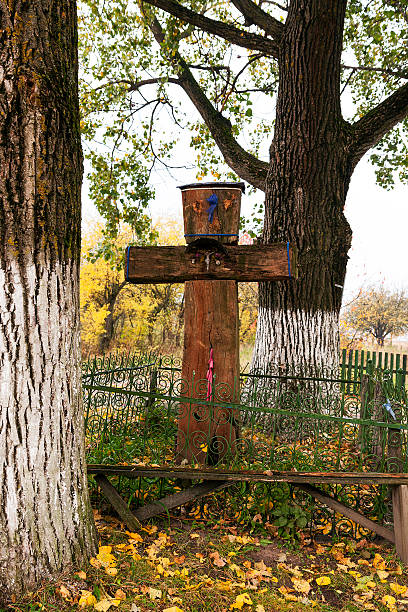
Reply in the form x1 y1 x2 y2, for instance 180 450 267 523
133 480 232 521
392 485 408 563
88 465 408 485
94 474 141 532
180 184 243 245
178 280 240 463
126 243 295 283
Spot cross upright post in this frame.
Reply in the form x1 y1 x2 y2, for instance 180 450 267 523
126 181 296 464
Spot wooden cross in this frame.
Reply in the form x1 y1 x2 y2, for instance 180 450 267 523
126 182 296 464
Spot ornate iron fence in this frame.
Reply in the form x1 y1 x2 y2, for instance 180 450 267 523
83 351 408 538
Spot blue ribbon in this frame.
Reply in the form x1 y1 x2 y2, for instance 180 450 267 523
384 399 396 420
206 193 218 223
287 241 291 278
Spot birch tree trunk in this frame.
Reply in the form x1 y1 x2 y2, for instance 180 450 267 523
251 0 352 374
0 0 97 600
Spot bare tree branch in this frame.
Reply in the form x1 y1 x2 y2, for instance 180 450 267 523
230 0 284 39
218 53 264 110
342 64 408 80
141 0 279 58
260 0 288 10
144 10 268 190
349 82 408 167
128 77 180 91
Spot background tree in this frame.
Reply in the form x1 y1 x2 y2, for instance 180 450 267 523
78 0 408 373
81 220 184 355
343 288 408 347
0 0 97 599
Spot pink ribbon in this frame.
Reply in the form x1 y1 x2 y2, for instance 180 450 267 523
206 348 214 401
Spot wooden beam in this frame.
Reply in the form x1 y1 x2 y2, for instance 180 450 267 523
94 473 141 532
178 279 240 463
133 480 232 521
126 243 296 283
297 483 395 543
392 485 408 564
88 464 408 486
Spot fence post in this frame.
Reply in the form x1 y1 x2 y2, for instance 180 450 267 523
392 485 408 564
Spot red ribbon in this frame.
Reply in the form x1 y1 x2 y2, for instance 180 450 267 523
206 348 214 401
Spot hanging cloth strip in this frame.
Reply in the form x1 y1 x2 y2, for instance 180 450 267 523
206 348 214 401
206 193 218 223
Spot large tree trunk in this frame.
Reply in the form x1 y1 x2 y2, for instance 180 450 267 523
251 0 352 374
0 0 97 600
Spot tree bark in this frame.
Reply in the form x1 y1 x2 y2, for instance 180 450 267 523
251 0 353 373
0 0 97 600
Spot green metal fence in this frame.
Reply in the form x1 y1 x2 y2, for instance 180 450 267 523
83 351 408 538
83 353 408 471
341 348 407 393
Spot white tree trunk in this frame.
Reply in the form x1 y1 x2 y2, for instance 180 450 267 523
251 307 340 374
0 257 97 594
0 0 97 599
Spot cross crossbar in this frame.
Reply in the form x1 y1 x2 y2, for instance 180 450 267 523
126 243 296 284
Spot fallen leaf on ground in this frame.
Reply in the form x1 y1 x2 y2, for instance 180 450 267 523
390 582 407 596
316 576 331 586
94 599 120 612
148 587 162 600
291 577 311 594
381 595 397 610
75 570 87 579
78 590 96 608
126 531 143 541
210 551 226 567
56 585 71 600
230 592 253 609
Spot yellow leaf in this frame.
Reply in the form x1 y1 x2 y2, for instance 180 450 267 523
390 582 407 596
316 576 331 586
94 599 114 612
114 589 126 601
230 593 253 610
105 567 118 576
78 590 96 608
216 580 233 592
163 608 184 612
256 606 265 612
229 563 246 579
381 595 397 610
126 532 143 542
373 553 386 570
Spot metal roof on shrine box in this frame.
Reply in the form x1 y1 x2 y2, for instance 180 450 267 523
177 181 246 192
